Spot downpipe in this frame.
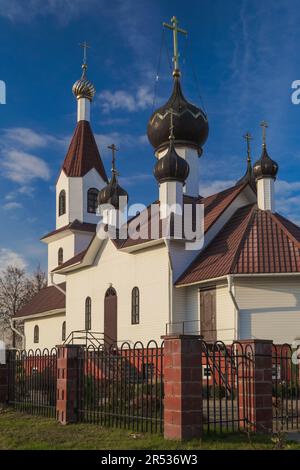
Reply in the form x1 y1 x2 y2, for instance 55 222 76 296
227 275 239 340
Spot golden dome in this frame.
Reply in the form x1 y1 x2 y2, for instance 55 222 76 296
72 64 96 101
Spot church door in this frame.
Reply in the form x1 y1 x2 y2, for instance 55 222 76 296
104 287 117 346
200 287 217 342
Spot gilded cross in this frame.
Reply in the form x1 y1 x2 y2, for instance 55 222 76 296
108 144 118 175
243 132 252 161
163 16 187 77
79 41 90 66
260 120 268 147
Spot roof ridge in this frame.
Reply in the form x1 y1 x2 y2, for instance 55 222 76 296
62 121 108 181
269 211 300 249
229 204 257 273
175 203 255 284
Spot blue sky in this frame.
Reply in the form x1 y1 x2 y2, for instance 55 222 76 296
1 0 300 272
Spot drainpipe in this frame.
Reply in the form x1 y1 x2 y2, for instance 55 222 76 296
9 317 25 350
227 275 239 340
50 273 66 296
164 239 173 334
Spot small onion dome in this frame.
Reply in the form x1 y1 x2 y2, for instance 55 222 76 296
98 173 128 209
236 157 256 190
72 65 96 101
154 139 190 184
253 146 279 181
147 78 209 153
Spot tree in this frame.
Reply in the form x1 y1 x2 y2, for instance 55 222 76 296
0 264 47 348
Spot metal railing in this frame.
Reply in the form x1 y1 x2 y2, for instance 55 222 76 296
77 340 164 433
7 348 57 418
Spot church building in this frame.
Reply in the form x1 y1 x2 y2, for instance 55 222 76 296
15 19 300 349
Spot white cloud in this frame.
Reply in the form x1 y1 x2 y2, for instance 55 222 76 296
97 86 153 113
1 149 51 184
199 180 236 197
2 127 67 150
0 248 27 270
0 0 98 23
2 202 23 210
119 173 152 186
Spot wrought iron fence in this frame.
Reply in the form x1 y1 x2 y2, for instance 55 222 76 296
77 341 164 433
272 344 300 431
7 348 57 418
200 340 254 433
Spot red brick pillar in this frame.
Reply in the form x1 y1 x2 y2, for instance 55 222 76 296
56 345 81 425
0 355 8 404
163 335 203 440
238 339 273 434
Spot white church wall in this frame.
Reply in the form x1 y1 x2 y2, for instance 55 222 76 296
65 240 170 345
68 177 83 222
215 284 236 343
48 233 75 284
56 171 69 229
24 313 65 350
235 276 300 344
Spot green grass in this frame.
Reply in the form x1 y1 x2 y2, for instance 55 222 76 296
0 408 300 450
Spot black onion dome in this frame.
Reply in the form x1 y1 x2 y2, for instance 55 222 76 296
236 158 256 190
154 139 190 184
147 78 209 152
253 146 279 180
98 174 128 209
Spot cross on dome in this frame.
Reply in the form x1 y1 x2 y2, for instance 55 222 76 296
163 16 187 78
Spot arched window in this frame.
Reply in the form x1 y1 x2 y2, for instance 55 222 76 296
85 297 92 331
131 287 140 325
62 321 66 342
58 190 66 216
87 188 99 214
34 325 39 343
58 248 63 266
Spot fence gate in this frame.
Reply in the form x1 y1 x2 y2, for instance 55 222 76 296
77 341 164 433
201 340 254 433
7 348 57 418
272 344 300 431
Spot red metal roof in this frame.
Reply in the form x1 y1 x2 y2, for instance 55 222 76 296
52 184 250 270
176 205 300 285
41 220 96 241
15 283 66 318
62 120 108 182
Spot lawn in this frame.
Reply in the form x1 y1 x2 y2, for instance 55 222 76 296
0 408 299 450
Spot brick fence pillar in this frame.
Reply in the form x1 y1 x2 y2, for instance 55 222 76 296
56 345 81 425
162 335 203 440
0 353 8 404
239 339 273 434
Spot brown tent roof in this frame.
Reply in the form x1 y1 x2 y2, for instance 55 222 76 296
15 283 66 318
62 120 108 182
176 205 300 286
41 220 96 241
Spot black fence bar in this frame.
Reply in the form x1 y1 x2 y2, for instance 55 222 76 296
7 348 57 418
77 340 164 434
200 340 254 434
272 344 300 431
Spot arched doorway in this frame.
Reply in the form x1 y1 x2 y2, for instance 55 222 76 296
104 287 117 345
